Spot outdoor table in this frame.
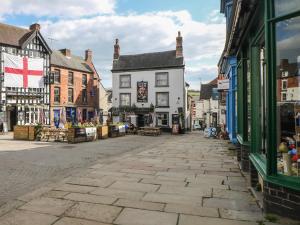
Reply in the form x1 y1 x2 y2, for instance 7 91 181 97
138 127 161 136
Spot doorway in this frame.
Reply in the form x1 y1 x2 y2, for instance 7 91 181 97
9 107 17 131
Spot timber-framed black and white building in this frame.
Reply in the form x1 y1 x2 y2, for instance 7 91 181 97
0 23 51 131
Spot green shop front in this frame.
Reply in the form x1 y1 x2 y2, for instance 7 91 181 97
225 0 300 219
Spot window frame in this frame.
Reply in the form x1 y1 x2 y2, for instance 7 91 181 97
156 92 169 108
119 93 131 107
156 112 169 127
68 88 73 103
82 88 87 103
155 72 169 87
119 74 131 88
54 69 60 84
54 87 60 103
264 0 300 187
68 71 74 86
82 74 87 87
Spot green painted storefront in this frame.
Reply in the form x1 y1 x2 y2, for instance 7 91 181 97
223 0 300 219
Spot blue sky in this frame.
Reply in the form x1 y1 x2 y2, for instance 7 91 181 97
0 0 225 90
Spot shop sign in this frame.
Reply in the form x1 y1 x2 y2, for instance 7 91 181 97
217 79 229 90
137 81 148 102
86 127 97 138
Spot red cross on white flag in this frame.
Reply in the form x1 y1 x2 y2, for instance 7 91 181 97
3 53 44 88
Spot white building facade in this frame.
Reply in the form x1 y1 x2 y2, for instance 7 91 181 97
111 32 188 131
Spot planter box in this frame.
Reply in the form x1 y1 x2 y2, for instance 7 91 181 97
68 127 97 143
97 126 108 139
109 125 119 138
14 125 36 141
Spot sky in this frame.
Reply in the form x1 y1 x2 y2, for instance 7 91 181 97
0 0 226 90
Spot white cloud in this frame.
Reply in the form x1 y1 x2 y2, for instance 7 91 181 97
38 10 225 88
0 0 116 18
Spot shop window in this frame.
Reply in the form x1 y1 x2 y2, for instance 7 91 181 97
155 72 169 87
156 112 169 126
246 59 251 141
274 0 300 17
156 92 169 107
119 75 131 88
120 93 131 106
276 16 300 177
260 47 267 155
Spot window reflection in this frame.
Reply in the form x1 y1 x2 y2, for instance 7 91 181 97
276 16 300 177
274 0 300 17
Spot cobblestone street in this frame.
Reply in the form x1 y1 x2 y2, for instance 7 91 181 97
0 133 290 225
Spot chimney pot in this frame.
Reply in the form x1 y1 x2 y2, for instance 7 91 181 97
114 38 120 60
176 31 183 58
60 48 71 57
85 49 92 62
29 23 41 31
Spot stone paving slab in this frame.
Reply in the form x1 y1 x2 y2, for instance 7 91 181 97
178 214 257 225
0 133 276 225
158 185 211 197
143 192 202 205
19 197 74 216
91 187 145 200
53 217 109 225
109 181 160 192
0 209 58 225
114 208 178 225
164 203 219 218
114 199 165 211
65 202 122 223
63 193 116 205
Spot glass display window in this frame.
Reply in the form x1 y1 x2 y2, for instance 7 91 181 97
276 16 300 177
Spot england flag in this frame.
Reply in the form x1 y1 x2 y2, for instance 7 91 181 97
3 53 44 88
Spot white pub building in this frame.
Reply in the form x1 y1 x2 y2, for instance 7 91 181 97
0 23 51 131
111 32 189 131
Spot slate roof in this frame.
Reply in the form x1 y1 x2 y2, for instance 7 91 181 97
0 23 33 47
51 50 93 73
200 78 218 100
112 50 184 72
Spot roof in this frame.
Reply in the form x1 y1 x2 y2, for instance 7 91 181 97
51 50 93 73
0 22 52 54
0 23 31 47
112 50 184 72
200 78 218 100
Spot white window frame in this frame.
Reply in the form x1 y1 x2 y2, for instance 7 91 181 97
156 112 169 127
155 72 169 87
119 75 131 88
120 93 131 107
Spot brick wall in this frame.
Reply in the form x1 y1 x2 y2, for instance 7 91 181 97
241 145 250 172
264 181 300 220
50 66 96 122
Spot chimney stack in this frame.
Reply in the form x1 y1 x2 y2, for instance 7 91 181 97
29 23 41 31
85 49 92 62
60 48 71 57
176 31 183 58
114 39 120 60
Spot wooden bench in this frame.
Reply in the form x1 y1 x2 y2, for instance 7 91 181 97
138 127 161 136
41 128 67 142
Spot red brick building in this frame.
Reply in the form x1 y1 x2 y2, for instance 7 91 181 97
50 49 99 126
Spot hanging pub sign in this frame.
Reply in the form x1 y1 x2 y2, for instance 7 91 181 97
137 81 148 102
217 79 229 90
